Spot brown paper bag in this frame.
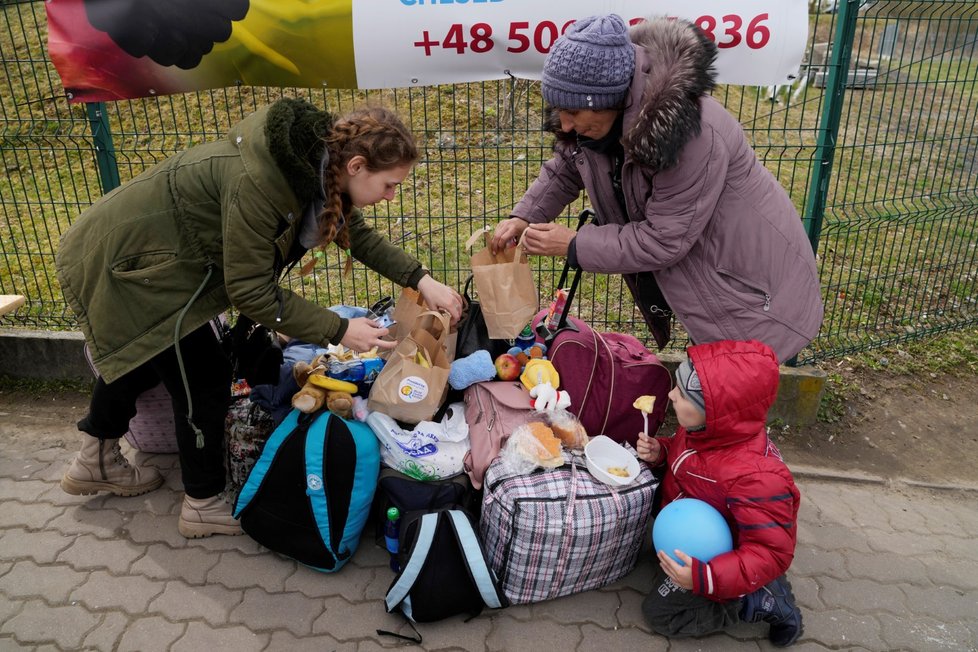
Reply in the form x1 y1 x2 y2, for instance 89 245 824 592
368 311 451 424
387 286 458 361
388 287 430 342
467 228 539 339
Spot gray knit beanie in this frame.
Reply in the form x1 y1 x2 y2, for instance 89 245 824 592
675 360 706 415
541 14 636 110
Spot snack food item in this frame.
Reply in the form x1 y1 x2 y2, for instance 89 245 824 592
527 421 562 460
545 412 589 450
606 466 630 478
633 395 656 434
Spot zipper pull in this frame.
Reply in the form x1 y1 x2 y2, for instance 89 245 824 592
763 293 771 312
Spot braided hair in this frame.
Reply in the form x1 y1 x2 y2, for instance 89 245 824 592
317 107 419 250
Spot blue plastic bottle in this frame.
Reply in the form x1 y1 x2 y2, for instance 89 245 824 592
384 507 401 572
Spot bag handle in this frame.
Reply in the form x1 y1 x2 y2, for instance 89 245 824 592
410 309 451 342
536 209 594 343
465 226 528 264
514 229 529 264
465 226 492 251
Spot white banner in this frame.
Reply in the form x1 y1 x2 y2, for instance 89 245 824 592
353 0 809 88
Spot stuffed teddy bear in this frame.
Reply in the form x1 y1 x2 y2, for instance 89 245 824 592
292 355 358 419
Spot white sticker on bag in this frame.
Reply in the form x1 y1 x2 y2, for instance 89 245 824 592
398 376 429 403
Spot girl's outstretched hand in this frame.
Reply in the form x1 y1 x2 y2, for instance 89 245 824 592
340 317 396 353
417 275 463 324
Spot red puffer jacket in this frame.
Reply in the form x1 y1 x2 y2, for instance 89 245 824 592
654 339 800 601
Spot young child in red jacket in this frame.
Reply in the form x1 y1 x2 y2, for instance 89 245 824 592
636 339 803 647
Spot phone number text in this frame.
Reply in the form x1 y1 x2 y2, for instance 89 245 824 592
413 15 772 56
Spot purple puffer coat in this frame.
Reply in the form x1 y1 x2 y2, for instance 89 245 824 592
512 19 823 362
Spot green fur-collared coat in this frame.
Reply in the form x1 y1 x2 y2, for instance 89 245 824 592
57 99 425 383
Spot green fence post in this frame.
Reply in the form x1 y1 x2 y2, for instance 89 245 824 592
803 0 860 255
85 102 121 194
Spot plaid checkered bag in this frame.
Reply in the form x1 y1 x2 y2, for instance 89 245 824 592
479 448 658 604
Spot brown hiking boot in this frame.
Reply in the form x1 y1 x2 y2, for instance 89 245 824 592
61 434 164 497
178 492 243 538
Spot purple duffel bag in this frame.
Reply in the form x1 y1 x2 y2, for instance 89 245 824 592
531 310 672 447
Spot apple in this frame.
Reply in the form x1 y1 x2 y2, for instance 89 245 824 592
494 353 522 381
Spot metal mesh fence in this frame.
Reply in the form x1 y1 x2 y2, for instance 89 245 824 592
2 0 976 364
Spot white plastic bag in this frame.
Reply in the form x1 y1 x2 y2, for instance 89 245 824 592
365 402 469 480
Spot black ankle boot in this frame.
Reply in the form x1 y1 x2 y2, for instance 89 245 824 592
739 575 803 647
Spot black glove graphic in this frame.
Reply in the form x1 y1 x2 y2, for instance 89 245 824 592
83 0 250 70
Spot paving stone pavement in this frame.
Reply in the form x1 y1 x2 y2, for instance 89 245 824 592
0 441 976 651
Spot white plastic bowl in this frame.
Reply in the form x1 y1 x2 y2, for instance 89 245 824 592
585 435 640 486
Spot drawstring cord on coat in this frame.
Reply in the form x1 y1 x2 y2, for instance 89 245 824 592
174 265 215 449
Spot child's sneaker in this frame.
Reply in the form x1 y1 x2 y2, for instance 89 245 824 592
740 575 803 647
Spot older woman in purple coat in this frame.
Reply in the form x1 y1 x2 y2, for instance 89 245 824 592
492 15 823 362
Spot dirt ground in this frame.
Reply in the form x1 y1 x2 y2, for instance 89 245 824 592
2 367 976 486
774 367 978 486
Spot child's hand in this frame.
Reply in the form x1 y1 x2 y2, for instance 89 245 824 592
636 431 661 463
657 549 694 590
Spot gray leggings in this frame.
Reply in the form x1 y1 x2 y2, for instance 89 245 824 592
642 566 741 637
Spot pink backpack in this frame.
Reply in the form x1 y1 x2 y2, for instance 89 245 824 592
462 381 533 489
83 344 178 453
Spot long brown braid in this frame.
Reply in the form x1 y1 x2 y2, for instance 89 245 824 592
316 107 419 251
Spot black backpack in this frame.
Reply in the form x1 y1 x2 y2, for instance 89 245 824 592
383 507 508 632
373 467 478 547
233 409 379 572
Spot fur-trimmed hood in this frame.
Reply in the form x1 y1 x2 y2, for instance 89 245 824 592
265 98 332 205
623 18 718 171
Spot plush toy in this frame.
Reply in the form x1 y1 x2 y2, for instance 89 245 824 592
292 355 358 419
520 358 560 391
529 382 571 412
507 342 548 373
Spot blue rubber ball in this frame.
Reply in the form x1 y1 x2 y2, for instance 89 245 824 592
652 498 733 565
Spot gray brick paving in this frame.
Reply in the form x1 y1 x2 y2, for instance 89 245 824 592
117 616 185 652
82 611 128 651
147 580 242 624
57 533 147 574
206 549 295 592
129 542 221 584
0 560 88 602
1 439 976 651
69 569 165 615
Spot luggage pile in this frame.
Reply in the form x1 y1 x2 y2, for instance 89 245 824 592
223 211 673 632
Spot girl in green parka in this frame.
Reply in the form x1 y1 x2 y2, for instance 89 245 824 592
56 98 462 538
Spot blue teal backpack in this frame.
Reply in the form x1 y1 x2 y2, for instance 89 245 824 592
233 408 379 572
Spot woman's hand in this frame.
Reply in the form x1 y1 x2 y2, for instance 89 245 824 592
340 317 397 353
490 217 529 254
636 431 661 464
522 223 576 257
417 274 463 324
657 549 694 590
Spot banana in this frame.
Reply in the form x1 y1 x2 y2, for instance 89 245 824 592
415 349 431 368
307 375 359 393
